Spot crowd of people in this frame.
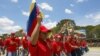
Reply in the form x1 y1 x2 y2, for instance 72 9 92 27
0 26 89 56
0 33 28 56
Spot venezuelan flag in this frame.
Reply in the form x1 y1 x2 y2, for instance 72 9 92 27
27 0 39 37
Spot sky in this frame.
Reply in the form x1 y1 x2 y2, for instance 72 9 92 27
0 0 100 34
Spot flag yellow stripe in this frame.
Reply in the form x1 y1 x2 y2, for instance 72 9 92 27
30 3 35 13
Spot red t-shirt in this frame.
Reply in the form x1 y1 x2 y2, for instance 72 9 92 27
46 38 53 53
52 41 63 56
4 37 10 47
15 37 21 47
28 42 38 56
28 39 52 56
5 37 18 52
81 40 87 48
64 42 73 53
76 41 81 47
22 38 28 49
70 39 77 51
0 38 3 46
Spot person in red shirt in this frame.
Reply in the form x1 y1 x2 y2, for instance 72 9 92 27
27 5 53 55
28 25 52 56
4 35 10 55
52 34 63 56
69 35 79 56
22 35 28 56
81 39 89 53
74 35 83 56
64 35 72 56
81 39 87 48
0 36 4 56
5 33 18 56
15 36 21 56
15 36 21 48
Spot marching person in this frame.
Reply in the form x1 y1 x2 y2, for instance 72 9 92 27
74 36 82 56
64 35 72 56
28 24 53 56
5 33 18 56
69 35 78 56
22 34 28 56
28 9 53 56
81 39 88 53
15 36 21 56
0 36 4 56
52 34 63 56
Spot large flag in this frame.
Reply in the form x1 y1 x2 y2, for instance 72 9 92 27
27 0 39 37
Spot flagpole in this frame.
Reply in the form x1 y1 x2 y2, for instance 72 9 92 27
30 0 44 19
32 0 36 3
30 0 36 13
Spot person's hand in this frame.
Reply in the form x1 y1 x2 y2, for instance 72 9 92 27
74 46 79 48
10 41 16 45
37 12 43 22
10 41 14 45
57 46 61 51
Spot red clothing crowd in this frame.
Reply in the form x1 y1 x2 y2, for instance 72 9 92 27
0 33 88 56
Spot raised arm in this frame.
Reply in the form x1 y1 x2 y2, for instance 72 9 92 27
30 13 42 45
29 0 42 45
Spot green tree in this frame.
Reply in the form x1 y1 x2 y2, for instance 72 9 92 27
90 25 100 38
52 19 76 34
85 25 94 38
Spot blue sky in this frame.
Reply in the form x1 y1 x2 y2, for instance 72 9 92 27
0 0 100 34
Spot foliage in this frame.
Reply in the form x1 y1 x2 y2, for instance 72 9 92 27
52 19 76 34
76 25 100 38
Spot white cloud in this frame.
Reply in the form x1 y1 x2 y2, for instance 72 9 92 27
0 17 22 34
44 15 50 18
76 0 85 3
0 17 14 27
76 0 88 3
11 0 18 3
85 12 100 22
65 9 73 14
42 19 57 29
38 3 53 11
85 14 93 18
22 11 30 17
70 4 74 7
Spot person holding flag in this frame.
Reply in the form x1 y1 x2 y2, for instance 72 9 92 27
27 0 52 56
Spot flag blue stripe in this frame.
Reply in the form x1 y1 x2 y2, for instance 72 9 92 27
27 3 37 33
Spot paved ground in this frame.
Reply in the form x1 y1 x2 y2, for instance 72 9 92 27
1 47 100 56
83 47 100 56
